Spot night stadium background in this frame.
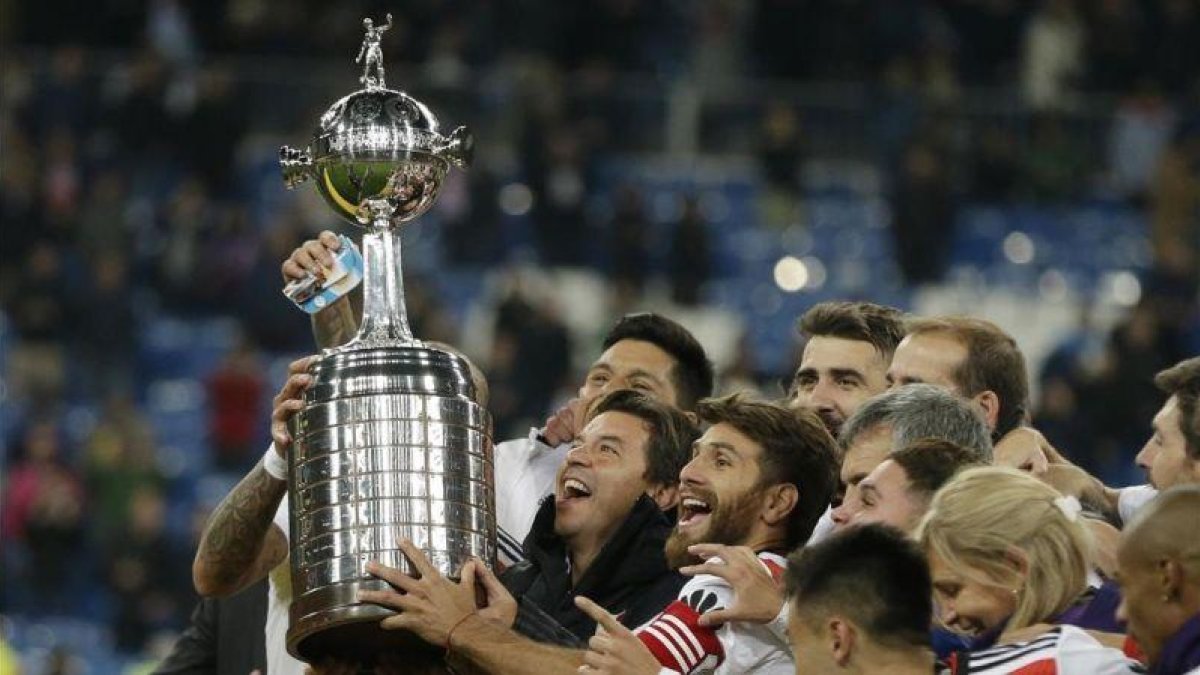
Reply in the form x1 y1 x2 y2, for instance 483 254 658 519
1 0 1198 670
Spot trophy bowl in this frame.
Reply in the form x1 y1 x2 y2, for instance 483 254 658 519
278 15 492 666
281 87 473 228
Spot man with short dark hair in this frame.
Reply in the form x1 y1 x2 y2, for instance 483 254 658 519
496 312 715 565
839 439 983 533
367 396 838 675
624 395 838 674
787 301 905 436
358 390 700 672
684 386 992 637
1044 356 1200 525
785 525 935 675
887 315 1028 441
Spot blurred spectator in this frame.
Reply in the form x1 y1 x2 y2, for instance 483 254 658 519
487 281 572 437
668 197 712 306
890 139 954 285
41 128 82 240
76 169 134 261
1108 82 1176 199
84 395 164 541
157 177 218 312
206 336 265 472
1148 0 1200 96
146 0 198 68
74 255 138 398
1083 0 1145 95
29 47 92 140
1022 0 1084 110
757 102 804 228
969 124 1021 202
0 119 44 283
105 52 171 161
1 418 87 611
1023 112 1088 201
1092 300 1188 461
1149 122 1200 258
105 486 190 653
180 68 246 197
943 0 1026 86
607 184 650 299
235 221 313 354
439 168 502 266
1034 375 1097 472
5 241 70 404
529 124 592 266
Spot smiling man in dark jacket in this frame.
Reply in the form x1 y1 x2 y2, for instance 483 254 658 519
357 389 699 671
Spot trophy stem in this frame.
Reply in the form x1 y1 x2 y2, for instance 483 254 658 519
351 218 416 346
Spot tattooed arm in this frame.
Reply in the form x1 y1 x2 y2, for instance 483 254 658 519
192 461 288 597
192 357 316 597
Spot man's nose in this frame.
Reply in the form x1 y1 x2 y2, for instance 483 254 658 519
566 444 595 466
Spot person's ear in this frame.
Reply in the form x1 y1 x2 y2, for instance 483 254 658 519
648 482 679 511
827 617 857 667
973 390 1001 431
1004 547 1031 590
762 483 799 528
1160 558 1186 602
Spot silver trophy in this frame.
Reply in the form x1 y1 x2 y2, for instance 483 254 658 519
279 15 492 664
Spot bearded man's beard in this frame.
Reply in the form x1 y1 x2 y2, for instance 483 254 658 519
664 491 765 569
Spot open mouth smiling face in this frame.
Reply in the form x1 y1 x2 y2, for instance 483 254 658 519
677 491 716 531
558 474 594 504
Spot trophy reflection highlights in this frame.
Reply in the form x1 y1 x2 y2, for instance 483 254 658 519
278 16 493 664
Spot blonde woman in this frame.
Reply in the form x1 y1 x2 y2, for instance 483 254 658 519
918 467 1143 673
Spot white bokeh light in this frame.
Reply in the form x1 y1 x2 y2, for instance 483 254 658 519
774 256 809 292
1002 231 1035 265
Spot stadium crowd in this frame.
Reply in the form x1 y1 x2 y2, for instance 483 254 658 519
2 0 1200 673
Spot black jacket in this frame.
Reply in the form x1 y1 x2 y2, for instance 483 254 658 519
152 579 268 675
501 494 684 645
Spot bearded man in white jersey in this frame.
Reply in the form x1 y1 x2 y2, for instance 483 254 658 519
575 396 838 675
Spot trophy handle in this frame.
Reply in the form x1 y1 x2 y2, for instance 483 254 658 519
438 127 474 171
280 146 314 189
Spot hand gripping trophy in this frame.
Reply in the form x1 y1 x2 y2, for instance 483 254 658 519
278 15 491 665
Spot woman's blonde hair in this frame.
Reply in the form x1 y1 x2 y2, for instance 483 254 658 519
915 466 1093 631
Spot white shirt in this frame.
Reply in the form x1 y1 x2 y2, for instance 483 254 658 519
266 495 305 675
635 552 793 675
805 506 835 546
1117 484 1158 524
493 430 568 565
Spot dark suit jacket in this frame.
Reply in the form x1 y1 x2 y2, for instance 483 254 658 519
153 579 268 675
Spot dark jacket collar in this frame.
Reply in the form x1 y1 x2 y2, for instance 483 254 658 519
1155 612 1200 675
523 493 675 600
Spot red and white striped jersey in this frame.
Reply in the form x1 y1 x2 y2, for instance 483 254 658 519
940 625 1146 675
634 551 792 675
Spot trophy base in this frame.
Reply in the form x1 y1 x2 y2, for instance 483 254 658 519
287 601 443 667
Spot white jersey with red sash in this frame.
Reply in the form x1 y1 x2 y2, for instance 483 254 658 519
634 551 792 675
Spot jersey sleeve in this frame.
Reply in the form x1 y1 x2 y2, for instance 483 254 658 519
635 575 731 674
1117 485 1157 525
271 474 290 544
1056 626 1145 675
